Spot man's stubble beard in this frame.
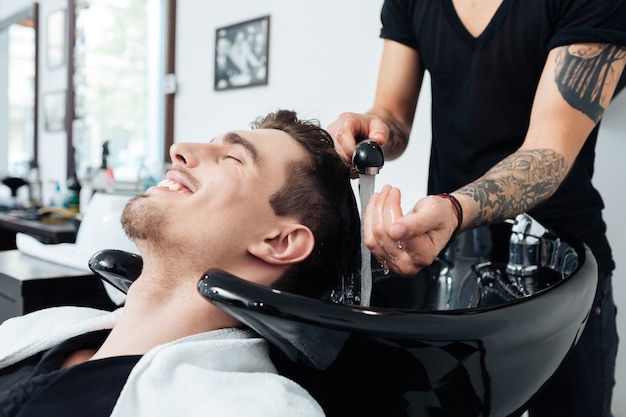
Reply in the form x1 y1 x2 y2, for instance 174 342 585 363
121 195 166 243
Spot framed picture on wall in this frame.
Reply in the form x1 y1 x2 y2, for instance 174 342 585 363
215 15 270 91
43 90 66 132
46 9 66 69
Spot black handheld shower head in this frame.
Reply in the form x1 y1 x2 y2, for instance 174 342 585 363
352 140 384 175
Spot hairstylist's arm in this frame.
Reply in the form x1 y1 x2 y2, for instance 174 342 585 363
327 40 424 162
367 43 626 277
455 44 626 228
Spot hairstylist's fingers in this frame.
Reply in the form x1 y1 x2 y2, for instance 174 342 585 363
363 185 391 261
395 195 456 241
364 185 409 272
383 195 459 276
380 187 415 271
383 187 404 232
326 112 362 162
366 116 390 146
327 113 390 163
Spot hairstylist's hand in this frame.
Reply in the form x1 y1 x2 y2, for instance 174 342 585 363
364 185 460 277
326 112 389 163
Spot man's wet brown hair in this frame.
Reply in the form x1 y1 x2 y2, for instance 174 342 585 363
252 109 360 298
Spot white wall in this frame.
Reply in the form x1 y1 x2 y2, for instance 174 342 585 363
0 0 70 202
1 0 624 411
175 0 431 209
595 89 626 414
175 1 383 141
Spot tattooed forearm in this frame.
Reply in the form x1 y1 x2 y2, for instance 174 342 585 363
381 116 410 160
456 149 568 228
555 44 626 123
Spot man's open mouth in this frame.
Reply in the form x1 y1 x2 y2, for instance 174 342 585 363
157 178 193 194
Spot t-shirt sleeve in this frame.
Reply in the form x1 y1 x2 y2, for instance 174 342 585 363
548 0 626 49
380 0 418 50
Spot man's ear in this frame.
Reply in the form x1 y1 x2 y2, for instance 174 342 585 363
248 224 315 265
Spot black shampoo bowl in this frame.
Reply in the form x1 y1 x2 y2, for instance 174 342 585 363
90 216 597 417
196 220 597 417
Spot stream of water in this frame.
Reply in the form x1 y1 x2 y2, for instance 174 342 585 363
358 174 376 306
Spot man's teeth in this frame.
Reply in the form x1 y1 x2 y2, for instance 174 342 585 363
157 178 188 193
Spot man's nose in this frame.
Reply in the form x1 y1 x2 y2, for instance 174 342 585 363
170 142 201 167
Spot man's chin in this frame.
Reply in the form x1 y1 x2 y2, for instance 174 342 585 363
121 194 163 242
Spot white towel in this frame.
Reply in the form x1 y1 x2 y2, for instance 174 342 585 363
113 330 325 417
15 232 93 272
0 306 122 367
0 307 325 417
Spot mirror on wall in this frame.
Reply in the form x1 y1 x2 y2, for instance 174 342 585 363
0 4 39 179
69 0 167 189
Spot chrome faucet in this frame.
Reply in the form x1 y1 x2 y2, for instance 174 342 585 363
506 213 579 294
432 214 580 309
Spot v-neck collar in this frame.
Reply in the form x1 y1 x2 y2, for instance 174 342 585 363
442 0 512 47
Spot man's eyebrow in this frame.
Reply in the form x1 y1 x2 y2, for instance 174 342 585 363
223 132 259 165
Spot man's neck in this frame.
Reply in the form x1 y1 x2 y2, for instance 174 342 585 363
90 269 239 361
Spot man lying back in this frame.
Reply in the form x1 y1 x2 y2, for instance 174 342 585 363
0 109 360 416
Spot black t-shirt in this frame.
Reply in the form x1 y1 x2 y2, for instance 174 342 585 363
0 330 141 417
380 0 626 273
